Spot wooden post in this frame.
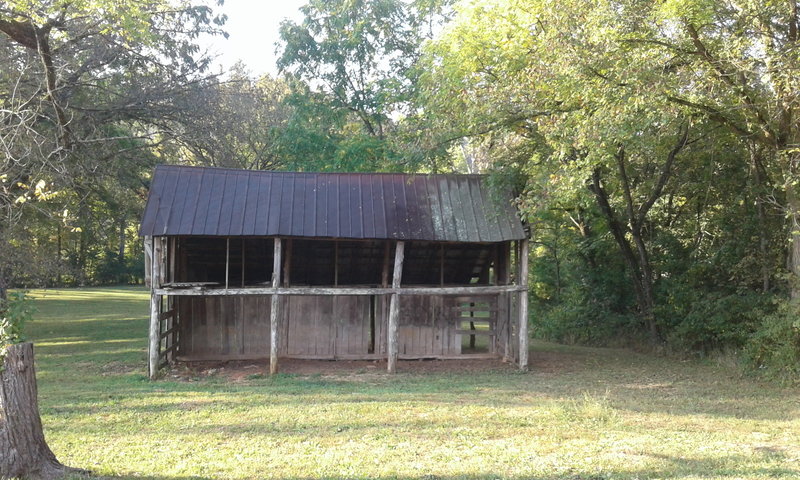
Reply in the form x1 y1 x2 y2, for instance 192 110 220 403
334 240 339 286
387 241 405 374
283 239 292 286
148 292 161 379
225 237 230 291
518 239 530 372
380 241 391 357
169 237 176 284
270 237 282 375
381 241 390 287
149 236 162 379
439 243 444 286
498 242 511 362
143 236 152 287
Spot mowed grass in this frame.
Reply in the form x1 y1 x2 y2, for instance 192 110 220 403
24 287 800 480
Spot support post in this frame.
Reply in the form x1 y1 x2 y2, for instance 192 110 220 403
225 237 230 291
148 236 162 379
387 241 405 373
283 239 292 286
498 242 511 362
518 238 530 372
270 237 282 375
148 291 160 379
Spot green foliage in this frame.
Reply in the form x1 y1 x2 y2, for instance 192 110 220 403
657 284 772 353
744 298 800 384
0 291 35 352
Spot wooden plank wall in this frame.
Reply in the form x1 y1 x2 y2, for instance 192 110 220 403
177 296 271 360
176 293 504 361
398 295 455 357
178 295 377 360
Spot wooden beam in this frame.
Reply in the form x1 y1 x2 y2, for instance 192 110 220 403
159 325 178 340
153 284 528 296
152 237 163 288
270 237 282 375
144 236 152 287
169 237 176 284
381 241 390 287
499 241 511 362
283 239 292 286
225 237 230 291
176 352 501 362
387 241 405 374
334 240 339 286
518 239 530 372
158 342 179 359
440 244 445 286
148 292 160 379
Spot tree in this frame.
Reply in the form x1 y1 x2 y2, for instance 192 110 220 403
1 293 85 479
619 0 800 297
0 0 225 295
174 66 293 170
421 0 702 341
0 2 226 477
276 0 454 172
420 0 789 349
278 0 421 138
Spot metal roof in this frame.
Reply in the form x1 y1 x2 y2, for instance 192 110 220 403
139 165 526 242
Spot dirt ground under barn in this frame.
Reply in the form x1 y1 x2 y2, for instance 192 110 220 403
167 348 584 382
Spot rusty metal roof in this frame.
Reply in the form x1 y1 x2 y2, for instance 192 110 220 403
139 165 526 242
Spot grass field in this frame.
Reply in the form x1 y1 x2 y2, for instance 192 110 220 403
23 287 800 479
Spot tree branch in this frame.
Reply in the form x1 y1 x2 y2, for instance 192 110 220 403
636 122 690 225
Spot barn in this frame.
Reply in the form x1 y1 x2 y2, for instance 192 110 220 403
139 165 530 378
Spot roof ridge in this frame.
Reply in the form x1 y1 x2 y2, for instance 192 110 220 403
155 164 487 178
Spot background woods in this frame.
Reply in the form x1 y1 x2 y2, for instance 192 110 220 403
1 0 799 380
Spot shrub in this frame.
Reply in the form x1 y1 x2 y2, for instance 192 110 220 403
1 291 35 362
744 298 800 384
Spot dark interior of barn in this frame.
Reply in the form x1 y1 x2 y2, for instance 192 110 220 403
173 237 496 287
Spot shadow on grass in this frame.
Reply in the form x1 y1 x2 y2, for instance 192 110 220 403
77 452 800 480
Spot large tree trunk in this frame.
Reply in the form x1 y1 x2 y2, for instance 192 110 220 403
751 145 771 293
0 342 79 479
787 175 800 299
589 168 659 342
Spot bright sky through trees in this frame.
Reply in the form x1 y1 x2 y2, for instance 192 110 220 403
200 0 306 76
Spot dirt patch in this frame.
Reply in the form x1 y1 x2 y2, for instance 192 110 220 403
529 349 586 376
167 349 583 382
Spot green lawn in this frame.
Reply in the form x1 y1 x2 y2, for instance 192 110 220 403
24 287 800 480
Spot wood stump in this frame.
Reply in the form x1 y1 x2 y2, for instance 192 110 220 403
0 342 77 479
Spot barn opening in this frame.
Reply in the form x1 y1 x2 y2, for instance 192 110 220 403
140 165 530 377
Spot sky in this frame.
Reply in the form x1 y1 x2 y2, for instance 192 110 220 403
200 0 308 77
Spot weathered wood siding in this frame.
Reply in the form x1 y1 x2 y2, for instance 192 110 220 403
177 295 383 360
396 295 498 358
175 292 504 361
176 296 271 360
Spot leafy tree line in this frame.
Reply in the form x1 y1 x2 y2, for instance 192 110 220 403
2 0 798 381
418 0 800 380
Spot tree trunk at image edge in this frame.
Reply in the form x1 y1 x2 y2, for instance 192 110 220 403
0 342 77 479
787 155 800 299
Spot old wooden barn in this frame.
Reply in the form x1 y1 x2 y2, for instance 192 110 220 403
140 165 530 378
